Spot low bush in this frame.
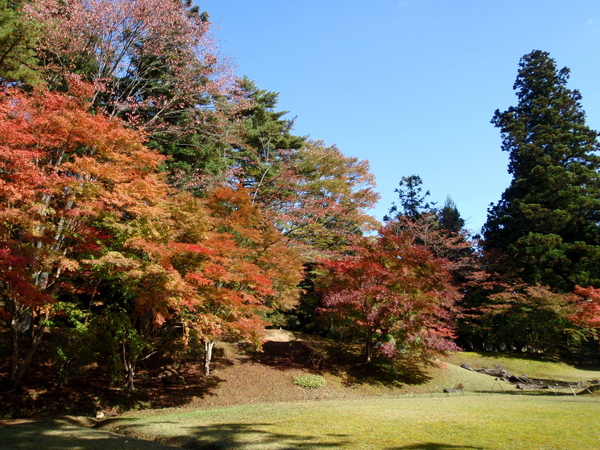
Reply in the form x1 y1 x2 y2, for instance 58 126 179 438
293 374 327 389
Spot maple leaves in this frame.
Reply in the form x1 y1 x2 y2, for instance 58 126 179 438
0 84 173 387
247 140 380 256
572 286 600 330
171 187 304 375
5 2 574 393
317 225 461 363
0 84 165 293
0 82 307 387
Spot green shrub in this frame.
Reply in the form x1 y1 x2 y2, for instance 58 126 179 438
293 374 327 389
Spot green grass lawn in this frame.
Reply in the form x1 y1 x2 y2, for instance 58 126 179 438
3 346 600 449
94 352 600 449
104 393 600 449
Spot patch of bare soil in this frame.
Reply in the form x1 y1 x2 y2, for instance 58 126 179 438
263 328 298 342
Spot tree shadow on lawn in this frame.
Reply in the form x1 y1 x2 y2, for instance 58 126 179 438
0 368 225 419
464 350 600 370
389 444 483 449
108 420 352 449
247 340 334 371
100 420 484 449
0 418 172 449
572 361 600 373
344 358 432 389
475 387 597 397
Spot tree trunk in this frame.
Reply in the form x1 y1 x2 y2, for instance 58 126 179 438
364 331 375 363
9 306 48 389
122 333 137 391
365 342 373 363
203 340 215 376
124 367 136 391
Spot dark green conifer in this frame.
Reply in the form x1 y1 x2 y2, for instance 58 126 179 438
483 50 600 292
439 196 465 234
0 0 40 85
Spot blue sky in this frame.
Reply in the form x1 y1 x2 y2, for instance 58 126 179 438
198 1 600 233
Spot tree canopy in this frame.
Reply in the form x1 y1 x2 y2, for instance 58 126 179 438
317 225 460 363
2 1 600 398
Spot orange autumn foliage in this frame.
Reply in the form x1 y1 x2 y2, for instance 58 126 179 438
572 285 600 329
0 85 173 387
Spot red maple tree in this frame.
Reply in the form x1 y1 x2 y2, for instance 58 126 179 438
572 285 600 330
317 225 461 363
0 84 171 387
165 187 304 375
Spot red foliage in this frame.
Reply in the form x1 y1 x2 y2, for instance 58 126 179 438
317 225 461 362
0 85 168 294
572 285 600 329
0 85 172 387
161 188 304 375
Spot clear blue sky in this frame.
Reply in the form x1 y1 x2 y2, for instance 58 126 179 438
198 0 600 233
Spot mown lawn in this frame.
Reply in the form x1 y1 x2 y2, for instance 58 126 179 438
3 346 600 449
103 393 600 449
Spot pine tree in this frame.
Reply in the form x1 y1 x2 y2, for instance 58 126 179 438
0 0 40 85
384 176 478 288
483 50 600 292
439 196 465 234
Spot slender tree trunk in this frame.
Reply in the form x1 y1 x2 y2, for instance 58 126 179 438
364 332 374 363
9 307 48 389
124 368 136 391
203 340 215 376
122 332 137 391
365 343 373 363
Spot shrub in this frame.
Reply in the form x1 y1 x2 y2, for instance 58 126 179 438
293 374 327 389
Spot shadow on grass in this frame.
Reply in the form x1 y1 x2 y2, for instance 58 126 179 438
100 421 484 449
344 359 431 388
572 361 600 373
247 340 337 371
460 350 600 371
467 350 562 363
389 444 483 449
0 418 172 449
110 421 351 449
475 387 596 397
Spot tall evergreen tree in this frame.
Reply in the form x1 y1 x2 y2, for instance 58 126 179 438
483 50 600 292
439 196 465 234
231 76 306 195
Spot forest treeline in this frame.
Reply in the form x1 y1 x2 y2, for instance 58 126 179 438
1 0 599 392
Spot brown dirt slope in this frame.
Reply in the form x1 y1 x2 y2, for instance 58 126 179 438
1 330 424 419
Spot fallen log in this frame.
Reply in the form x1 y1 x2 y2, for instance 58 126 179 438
516 383 547 390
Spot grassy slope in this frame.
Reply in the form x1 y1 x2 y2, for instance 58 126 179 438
95 342 600 449
2 334 600 448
